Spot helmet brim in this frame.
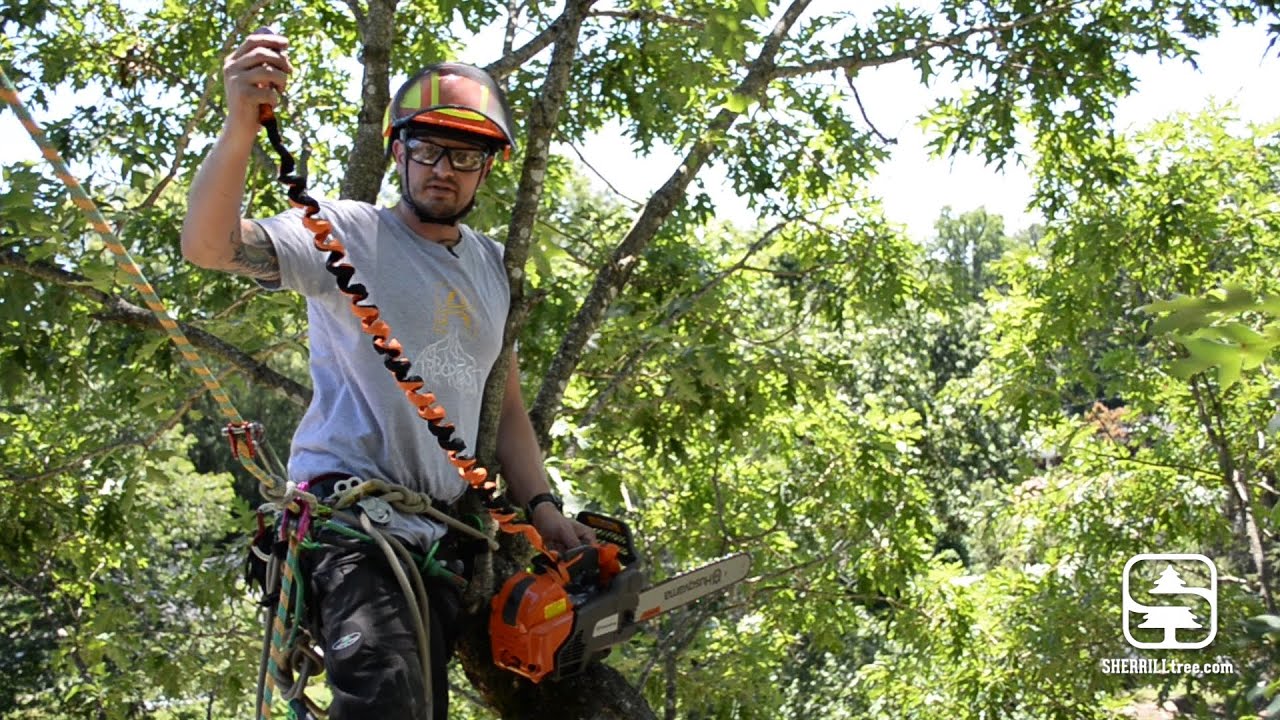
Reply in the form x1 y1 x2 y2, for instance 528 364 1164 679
392 106 514 149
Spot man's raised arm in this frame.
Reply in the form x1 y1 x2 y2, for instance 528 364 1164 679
180 28 291 282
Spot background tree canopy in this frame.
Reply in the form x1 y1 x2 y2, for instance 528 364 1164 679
2 1 1279 718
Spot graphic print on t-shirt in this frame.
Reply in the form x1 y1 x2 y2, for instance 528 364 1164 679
434 289 476 339
413 287 485 397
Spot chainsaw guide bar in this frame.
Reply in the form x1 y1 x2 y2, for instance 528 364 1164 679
634 552 752 623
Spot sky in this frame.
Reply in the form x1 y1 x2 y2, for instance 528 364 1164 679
3 14 1277 246
560 22 1280 243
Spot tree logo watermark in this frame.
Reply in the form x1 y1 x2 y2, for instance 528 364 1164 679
1122 554 1217 650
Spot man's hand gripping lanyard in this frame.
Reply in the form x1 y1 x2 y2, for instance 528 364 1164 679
256 104 556 559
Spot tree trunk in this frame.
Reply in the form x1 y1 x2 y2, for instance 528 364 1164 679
1191 377 1276 612
476 0 598 464
340 0 397 202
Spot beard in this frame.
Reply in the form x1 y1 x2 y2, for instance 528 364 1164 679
410 180 468 217
402 175 478 226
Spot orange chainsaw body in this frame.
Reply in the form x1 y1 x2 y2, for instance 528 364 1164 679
490 513 642 683
490 569 577 682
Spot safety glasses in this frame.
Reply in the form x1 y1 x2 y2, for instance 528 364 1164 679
404 138 490 172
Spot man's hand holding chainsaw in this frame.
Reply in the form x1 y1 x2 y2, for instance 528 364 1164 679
532 502 594 553
496 381 596 552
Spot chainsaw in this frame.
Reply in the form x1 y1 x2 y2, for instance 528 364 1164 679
490 511 751 683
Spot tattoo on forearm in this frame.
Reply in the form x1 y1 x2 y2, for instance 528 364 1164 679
229 221 281 282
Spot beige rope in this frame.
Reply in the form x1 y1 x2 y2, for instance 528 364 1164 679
343 510 434 716
322 477 498 551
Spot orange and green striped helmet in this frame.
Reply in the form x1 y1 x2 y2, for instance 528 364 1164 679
384 63 516 157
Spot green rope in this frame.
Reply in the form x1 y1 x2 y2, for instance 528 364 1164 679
285 549 307 650
311 519 465 585
264 529 301 719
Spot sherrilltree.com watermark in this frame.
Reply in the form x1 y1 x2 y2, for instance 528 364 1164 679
1100 657 1237 676
1097 554 1236 677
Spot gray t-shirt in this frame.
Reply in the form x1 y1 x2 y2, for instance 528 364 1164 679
258 200 509 540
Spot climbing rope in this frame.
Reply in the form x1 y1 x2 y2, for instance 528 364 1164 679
0 65 287 498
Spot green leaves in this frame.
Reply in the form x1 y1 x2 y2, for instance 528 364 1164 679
1244 613 1280 640
1143 285 1280 389
718 91 755 114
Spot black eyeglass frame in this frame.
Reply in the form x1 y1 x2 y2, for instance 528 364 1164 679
402 137 492 172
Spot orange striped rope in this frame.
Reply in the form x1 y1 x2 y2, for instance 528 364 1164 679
0 65 284 497
257 105 557 558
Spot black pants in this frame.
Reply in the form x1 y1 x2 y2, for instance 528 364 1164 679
302 534 462 720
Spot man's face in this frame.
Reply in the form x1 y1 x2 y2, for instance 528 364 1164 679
393 133 493 219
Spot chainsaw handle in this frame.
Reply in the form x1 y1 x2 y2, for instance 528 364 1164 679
556 543 622 591
575 511 640 566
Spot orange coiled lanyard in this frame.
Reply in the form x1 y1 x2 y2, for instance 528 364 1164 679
257 105 555 558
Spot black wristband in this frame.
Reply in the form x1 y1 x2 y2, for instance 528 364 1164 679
525 492 563 516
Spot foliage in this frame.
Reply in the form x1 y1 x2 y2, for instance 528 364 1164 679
1143 284 1280 390
2 0 1279 718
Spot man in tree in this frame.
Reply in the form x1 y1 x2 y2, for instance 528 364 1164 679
181 28 594 720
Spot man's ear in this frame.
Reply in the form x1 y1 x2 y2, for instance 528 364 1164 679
479 155 495 182
390 138 405 170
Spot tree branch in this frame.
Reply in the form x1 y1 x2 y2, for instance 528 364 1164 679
503 0 521 58
846 77 896 145
1190 376 1274 612
340 0 397 202
529 0 815 445
561 138 643 207
343 0 367 28
565 219 790 451
486 15 565 81
635 605 711 691
0 249 311 407
476 0 598 466
770 3 1074 80
5 385 201 485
